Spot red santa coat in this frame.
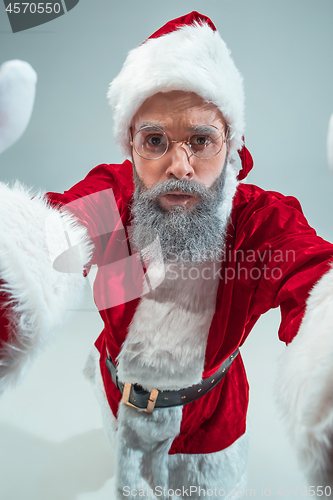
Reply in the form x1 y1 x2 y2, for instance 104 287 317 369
44 159 333 456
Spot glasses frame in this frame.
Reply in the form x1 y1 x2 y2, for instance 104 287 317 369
130 124 229 161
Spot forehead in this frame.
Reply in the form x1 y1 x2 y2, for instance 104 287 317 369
132 91 225 131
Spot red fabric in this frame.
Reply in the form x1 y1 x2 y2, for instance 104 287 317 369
0 288 11 347
237 142 254 180
147 12 216 41
41 160 333 455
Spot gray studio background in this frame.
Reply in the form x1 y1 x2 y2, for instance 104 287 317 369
0 1 333 498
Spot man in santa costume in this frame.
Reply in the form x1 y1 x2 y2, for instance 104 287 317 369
1 11 333 499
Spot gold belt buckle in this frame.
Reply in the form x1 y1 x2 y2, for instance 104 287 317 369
122 382 159 414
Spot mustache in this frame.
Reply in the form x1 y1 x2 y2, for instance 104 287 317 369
133 177 215 203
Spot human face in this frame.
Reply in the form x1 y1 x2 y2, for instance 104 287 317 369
131 91 228 211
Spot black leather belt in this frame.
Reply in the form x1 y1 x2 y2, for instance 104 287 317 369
105 348 239 414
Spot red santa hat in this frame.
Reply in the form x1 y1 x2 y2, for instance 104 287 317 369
107 12 253 180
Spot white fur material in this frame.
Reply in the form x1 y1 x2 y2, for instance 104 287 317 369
116 258 221 391
0 182 93 393
218 160 239 223
108 22 245 159
0 60 37 154
276 263 333 486
168 431 249 499
115 407 248 500
116 404 183 499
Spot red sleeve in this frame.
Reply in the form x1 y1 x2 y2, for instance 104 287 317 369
45 160 134 266
233 185 333 345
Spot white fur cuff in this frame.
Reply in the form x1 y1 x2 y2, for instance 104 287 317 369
0 182 93 393
276 263 333 485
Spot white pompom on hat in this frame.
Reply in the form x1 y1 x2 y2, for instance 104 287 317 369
108 12 252 177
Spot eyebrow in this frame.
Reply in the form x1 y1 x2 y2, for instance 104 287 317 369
137 123 220 133
189 125 218 134
138 122 166 131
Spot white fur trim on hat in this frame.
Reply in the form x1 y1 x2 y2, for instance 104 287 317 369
108 22 245 158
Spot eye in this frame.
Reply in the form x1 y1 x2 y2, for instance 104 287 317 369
147 135 163 146
133 128 168 159
190 135 211 148
143 133 167 151
195 136 209 145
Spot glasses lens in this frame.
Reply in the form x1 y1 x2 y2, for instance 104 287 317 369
133 127 168 159
189 126 223 158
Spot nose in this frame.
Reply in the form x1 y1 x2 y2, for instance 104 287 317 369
165 142 195 180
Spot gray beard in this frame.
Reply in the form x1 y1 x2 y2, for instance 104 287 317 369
130 164 230 265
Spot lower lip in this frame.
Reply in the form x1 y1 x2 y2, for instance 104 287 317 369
159 193 197 210
163 194 193 204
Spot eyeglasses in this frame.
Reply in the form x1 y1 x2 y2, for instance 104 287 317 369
130 124 228 160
